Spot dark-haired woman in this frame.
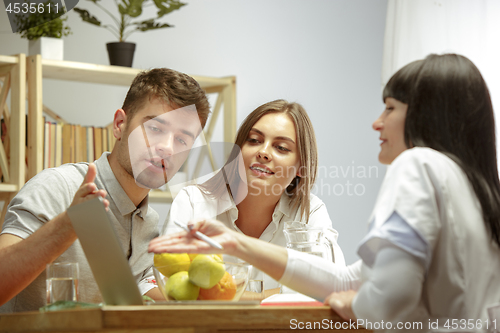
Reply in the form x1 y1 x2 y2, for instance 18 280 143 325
323 54 500 328
150 54 500 329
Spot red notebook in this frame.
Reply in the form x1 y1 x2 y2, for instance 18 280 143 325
260 293 325 307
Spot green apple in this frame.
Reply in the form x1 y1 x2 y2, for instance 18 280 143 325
188 254 226 289
165 271 200 301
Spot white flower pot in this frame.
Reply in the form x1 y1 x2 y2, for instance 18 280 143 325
28 37 63 61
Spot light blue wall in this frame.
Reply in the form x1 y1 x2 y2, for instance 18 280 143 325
0 0 388 264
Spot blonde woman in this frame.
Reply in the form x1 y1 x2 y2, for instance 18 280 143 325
162 100 345 293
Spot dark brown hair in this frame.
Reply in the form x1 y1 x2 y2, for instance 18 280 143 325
385 54 500 247
122 68 210 128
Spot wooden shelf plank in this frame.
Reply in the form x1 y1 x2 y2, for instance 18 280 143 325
0 55 18 66
38 59 233 90
0 55 19 77
9 54 26 191
27 55 44 179
0 184 18 192
40 59 140 86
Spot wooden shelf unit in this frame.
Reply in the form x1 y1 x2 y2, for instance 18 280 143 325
0 54 236 207
0 54 26 222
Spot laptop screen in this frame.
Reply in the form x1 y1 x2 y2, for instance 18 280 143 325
67 197 143 305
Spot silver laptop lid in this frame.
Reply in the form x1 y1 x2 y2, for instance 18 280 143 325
67 197 143 305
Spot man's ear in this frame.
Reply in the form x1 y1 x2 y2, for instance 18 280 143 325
113 109 127 140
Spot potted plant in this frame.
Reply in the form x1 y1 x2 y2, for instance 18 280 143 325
15 0 71 61
75 0 187 67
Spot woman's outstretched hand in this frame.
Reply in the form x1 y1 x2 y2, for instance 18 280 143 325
324 290 358 321
148 218 240 255
149 218 289 284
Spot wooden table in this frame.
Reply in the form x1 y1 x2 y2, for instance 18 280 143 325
0 304 372 332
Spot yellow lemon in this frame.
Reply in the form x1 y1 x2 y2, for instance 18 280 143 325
154 253 191 277
188 254 223 262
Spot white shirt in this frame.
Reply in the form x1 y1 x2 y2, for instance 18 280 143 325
281 147 500 331
356 147 500 329
163 185 345 289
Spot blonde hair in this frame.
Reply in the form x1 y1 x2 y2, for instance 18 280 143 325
199 99 318 222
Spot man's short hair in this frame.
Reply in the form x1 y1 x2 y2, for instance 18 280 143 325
122 68 210 128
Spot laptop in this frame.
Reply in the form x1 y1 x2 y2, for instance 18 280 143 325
67 197 144 305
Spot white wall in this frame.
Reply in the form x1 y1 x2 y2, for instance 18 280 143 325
0 0 388 264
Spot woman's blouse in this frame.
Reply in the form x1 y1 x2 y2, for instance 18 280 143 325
282 148 500 329
356 147 500 327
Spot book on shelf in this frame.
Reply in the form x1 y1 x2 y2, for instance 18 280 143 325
43 124 117 169
43 122 49 170
102 127 108 155
55 123 62 167
74 125 80 163
61 123 71 165
86 127 94 163
70 124 76 163
107 125 116 150
49 123 56 169
94 127 102 160
80 125 87 163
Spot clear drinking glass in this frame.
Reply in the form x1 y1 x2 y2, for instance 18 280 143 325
245 279 265 300
283 221 336 261
46 262 79 305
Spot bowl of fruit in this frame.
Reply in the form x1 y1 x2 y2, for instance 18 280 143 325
153 253 250 301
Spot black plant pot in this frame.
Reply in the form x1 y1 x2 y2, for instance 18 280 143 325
106 42 136 67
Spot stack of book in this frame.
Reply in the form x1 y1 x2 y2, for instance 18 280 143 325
43 122 116 169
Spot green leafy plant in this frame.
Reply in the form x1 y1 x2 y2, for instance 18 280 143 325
74 0 187 42
16 1 71 40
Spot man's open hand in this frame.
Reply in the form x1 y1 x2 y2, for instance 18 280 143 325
70 163 109 209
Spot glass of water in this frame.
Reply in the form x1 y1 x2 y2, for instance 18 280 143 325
245 279 265 301
46 262 79 305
